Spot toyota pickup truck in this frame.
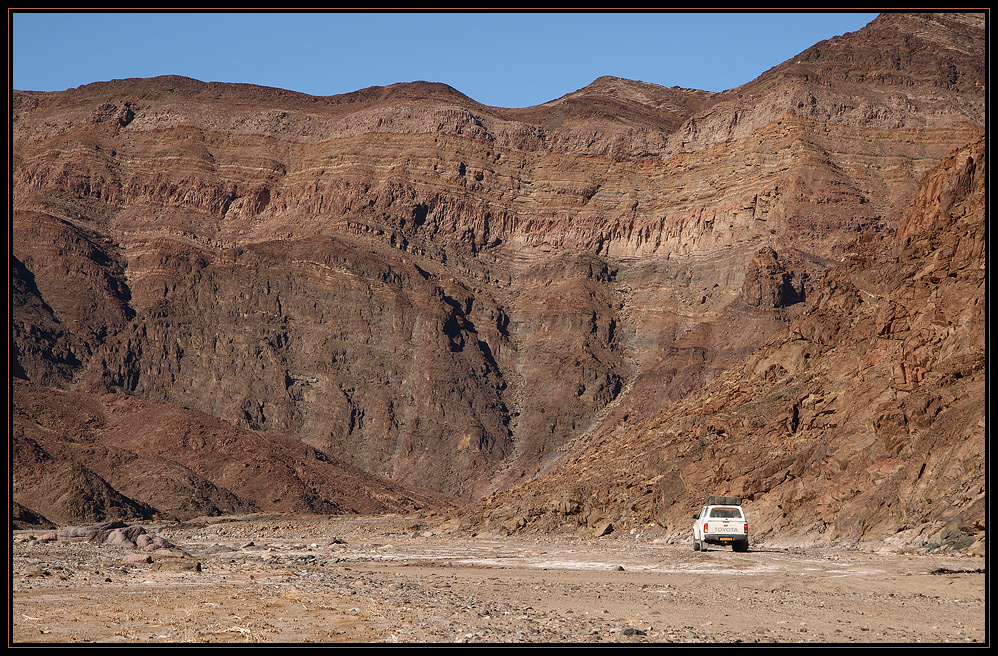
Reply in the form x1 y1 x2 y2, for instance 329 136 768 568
692 496 749 552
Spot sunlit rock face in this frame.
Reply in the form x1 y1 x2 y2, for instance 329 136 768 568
11 14 985 547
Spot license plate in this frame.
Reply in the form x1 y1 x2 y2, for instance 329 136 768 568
720 537 732 541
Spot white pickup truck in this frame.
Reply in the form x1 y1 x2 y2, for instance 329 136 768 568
692 496 749 552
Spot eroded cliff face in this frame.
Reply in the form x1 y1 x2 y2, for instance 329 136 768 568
460 135 986 551
11 13 986 540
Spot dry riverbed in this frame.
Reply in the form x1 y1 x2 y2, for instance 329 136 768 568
11 514 986 644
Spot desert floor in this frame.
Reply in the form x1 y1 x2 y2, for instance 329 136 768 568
11 514 986 645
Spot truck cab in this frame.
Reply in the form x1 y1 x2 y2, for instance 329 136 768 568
692 496 749 552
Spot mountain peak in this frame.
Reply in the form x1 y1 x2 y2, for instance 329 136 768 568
11 13 985 552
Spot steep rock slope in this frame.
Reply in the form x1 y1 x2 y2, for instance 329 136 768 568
12 379 446 527
461 135 986 551
11 13 986 527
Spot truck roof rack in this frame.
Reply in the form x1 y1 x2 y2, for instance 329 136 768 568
705 495 742 506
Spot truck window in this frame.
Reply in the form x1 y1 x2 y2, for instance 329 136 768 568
709 507 743 519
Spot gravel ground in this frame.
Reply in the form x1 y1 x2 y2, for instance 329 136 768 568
11 514 987 645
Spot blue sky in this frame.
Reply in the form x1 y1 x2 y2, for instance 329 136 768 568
12 11 879 108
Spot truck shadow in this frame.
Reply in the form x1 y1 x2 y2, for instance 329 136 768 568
699 547 784 553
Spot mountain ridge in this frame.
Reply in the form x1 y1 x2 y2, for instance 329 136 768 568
11 12 986 550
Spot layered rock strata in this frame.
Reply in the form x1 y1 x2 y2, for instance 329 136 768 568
11 13 986 541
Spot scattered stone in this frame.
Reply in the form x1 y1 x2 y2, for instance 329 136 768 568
57 521 129 543
106 526 146 549
10 514 987 644
152 547 189 558
241 542 269 551
122 553 153 564
22 569 50 578
151 559 202 572
49 521 176 553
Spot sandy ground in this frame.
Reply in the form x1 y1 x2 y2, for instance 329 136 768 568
10 514 987 645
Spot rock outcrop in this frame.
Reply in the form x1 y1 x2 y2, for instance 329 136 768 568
459 135 986 552
11 13 986 547
11 380 446 525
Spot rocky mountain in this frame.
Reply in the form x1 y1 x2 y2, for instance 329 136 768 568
11 13 986 547
11 379 449 526
456 134 986 552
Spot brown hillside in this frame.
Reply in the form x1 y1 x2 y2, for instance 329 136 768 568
459 135 986 551
10 13 986 545
12 380 447 527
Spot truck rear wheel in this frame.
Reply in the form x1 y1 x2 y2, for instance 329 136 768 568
693 539 701 552
732 540 748 552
